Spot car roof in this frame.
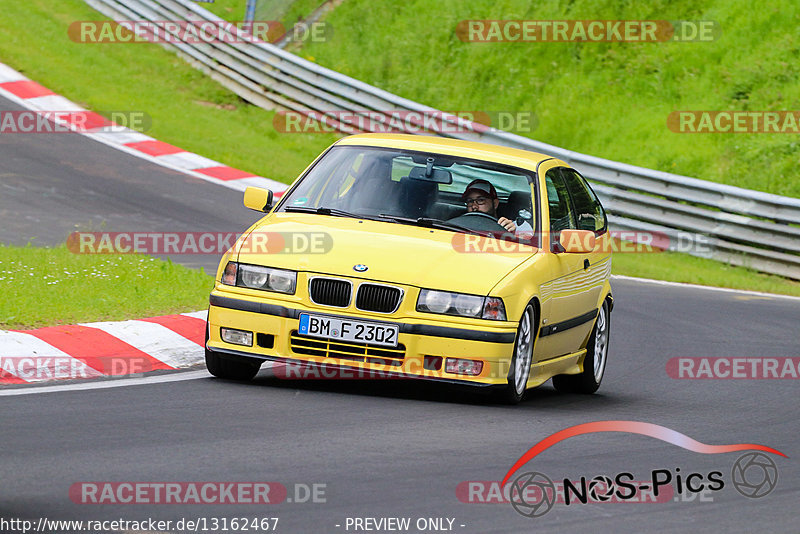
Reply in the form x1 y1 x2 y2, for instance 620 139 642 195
334 133 558 172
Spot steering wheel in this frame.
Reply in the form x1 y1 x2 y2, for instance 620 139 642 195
449 210 508 232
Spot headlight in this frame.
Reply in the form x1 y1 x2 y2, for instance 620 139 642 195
241 265 269 288
421 289 452 314
221 262 297 294
267 270 296 293
417 289 506 321
454 293 484 317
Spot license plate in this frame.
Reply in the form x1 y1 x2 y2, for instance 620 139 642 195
298 314 399 347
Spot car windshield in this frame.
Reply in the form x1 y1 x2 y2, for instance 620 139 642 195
278 145 535 237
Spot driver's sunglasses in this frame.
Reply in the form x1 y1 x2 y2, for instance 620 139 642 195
465 196 490 207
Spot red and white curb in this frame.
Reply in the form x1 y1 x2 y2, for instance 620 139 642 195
0 311 207 385
0 60 296 386
0 61 289 195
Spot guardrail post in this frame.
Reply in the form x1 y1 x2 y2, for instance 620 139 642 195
245 0 257 22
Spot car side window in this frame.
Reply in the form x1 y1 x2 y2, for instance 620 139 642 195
545 168 577 243
560 168 607 233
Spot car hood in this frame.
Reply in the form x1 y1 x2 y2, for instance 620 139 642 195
235 213 537 295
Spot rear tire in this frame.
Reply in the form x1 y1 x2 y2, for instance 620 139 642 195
205 323 260 381
552 300 610 394
495 303 536 405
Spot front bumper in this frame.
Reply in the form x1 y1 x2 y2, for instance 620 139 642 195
207 292 518 386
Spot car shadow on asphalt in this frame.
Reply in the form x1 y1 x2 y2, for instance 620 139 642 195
210 366 631 410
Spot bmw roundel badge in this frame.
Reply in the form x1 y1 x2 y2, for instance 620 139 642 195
353 264 368 272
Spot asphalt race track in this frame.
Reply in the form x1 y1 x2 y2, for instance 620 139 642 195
0 95 256 274
1 92 799 533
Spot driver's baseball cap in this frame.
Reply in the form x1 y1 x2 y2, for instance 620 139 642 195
462 179 497 200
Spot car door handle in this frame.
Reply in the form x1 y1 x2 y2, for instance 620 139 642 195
584 259 590 270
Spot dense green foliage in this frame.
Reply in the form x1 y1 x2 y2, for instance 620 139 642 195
301 0 800 197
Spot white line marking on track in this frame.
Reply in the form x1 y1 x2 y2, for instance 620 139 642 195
0 369 212 396
611 274 800 301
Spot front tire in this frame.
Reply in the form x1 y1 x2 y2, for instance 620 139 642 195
495 303 536 404
205 323 261 381
552 300 610 394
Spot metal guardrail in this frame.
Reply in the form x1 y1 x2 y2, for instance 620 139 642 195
86 0 800 279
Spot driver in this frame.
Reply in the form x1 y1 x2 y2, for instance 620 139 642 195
459 179 516 232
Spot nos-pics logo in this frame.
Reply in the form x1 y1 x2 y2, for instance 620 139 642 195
502 421 783 518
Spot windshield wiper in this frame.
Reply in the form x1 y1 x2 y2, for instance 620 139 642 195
284 206 386 221
378 215 489 235
284 208 492 236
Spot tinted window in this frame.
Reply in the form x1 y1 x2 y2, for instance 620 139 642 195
561 169 607 233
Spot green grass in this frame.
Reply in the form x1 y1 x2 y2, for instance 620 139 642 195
200 0 325 36
0 0 798 304
201 0 249 21
274 0 329 28
0 0 337 184
0 245 214 330
299 0 800 198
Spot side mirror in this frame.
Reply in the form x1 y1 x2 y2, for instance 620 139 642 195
243 186 273 212
559 229 596 253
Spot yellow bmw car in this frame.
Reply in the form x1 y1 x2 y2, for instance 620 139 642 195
205 133 613 403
